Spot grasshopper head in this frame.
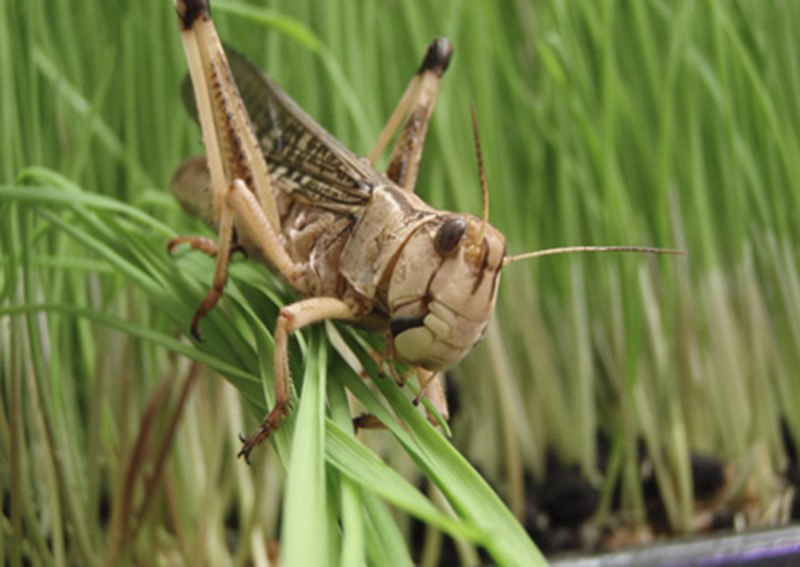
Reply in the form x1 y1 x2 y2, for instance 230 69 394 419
386 214 506 371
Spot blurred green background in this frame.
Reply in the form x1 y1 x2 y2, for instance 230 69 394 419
2 0 799 564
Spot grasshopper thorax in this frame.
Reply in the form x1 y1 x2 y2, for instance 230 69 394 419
386 214 506 371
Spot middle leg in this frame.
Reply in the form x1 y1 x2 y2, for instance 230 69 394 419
238 296 360 462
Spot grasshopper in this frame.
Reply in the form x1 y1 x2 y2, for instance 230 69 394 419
169 0 682 462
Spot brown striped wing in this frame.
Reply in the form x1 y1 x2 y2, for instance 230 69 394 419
183 48 383 214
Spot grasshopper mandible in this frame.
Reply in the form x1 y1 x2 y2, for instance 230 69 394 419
169 0 682 462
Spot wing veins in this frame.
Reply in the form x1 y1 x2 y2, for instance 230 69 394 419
229 49 382 211
180 47 384 213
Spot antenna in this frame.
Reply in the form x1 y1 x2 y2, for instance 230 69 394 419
470 105 490 244
503 245 686 267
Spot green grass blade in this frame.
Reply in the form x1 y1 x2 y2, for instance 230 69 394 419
282 336 330 567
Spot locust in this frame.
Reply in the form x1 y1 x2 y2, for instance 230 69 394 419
169 0 683 462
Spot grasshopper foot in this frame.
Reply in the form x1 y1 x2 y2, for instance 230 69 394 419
167 236 247 259
167 235 219 257
190 310 206 342
189 285 226 341
353 414 386 431
238 429 270 464
237 405 290 463
237 432 260 465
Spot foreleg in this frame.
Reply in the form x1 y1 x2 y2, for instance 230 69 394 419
238 297 359 462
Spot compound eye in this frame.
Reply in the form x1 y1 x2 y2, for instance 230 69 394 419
434 217 467 257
